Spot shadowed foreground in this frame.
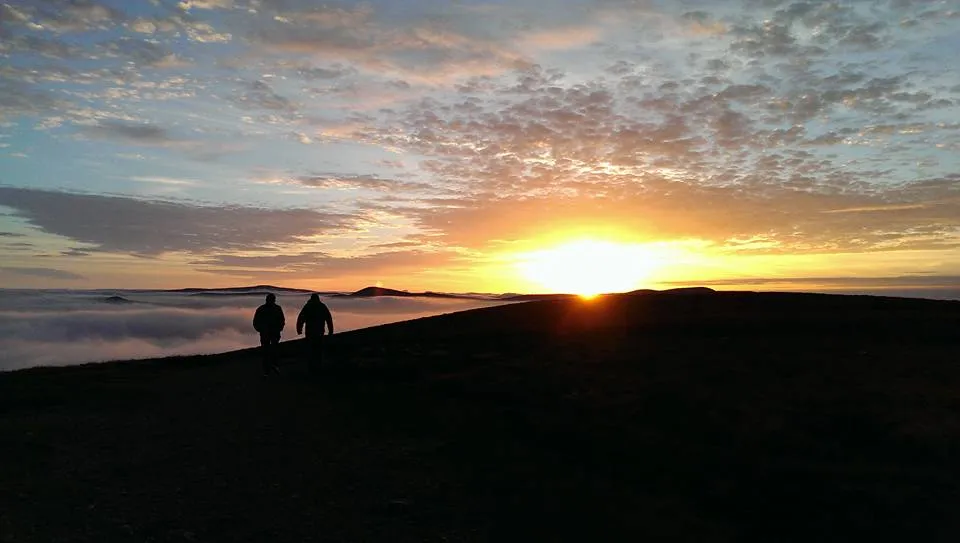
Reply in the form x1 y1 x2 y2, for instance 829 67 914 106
2 291 959 542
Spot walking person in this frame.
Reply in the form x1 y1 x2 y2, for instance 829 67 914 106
296 293 334 375
253 293 285 376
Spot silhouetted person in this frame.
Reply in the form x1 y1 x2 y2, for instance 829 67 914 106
253 293 285 376
296 293 334 374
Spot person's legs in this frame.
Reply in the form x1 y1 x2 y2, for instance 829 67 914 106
306 334 323 375
260 334 281 375
269 335 281 374
259 334 271 375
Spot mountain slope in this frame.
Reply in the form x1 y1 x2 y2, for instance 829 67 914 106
2 290 959 541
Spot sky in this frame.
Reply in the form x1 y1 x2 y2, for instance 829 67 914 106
1 0 959 295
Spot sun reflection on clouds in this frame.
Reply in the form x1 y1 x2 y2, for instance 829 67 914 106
513 239 676 296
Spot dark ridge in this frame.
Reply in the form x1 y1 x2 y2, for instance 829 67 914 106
334 286 481 299
163 285 314 294
347 286 416 297
625 289 657 296
662 286 716 295
101 295 135 304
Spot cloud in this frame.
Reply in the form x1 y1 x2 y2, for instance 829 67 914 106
0 334 251 371
100 38 183 67
292 174 436 193
0 187 355 255
370 241 422 249
83 121 174 144
0 0 125 34
60 248 93 257
4 306 249 343
129 176 199 186
334 27 960 253
517 25 602 51
191 252 330 270
0 78 60 121
380 168 960 254
3 242 35 251
0 304 254 370
74 120 246 162
250 4 536 83
0 1 226 132
283 63 354 81
0 34 81 58
231 79 296 112
821 204 930 214
0 267 86 280
179 0 234 12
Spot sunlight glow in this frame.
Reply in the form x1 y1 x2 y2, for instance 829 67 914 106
515 239 664 296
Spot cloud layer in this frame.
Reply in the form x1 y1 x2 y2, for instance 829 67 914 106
0 290 510 370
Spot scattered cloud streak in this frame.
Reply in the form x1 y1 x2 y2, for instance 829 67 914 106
84 121 175 145
0 187 355 255
0 267 86 280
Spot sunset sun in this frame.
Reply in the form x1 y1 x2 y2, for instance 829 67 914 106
516 239 662 297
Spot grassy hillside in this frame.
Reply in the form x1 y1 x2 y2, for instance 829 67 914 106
2 291 959 542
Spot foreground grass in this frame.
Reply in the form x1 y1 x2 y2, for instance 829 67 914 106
2 291 959 542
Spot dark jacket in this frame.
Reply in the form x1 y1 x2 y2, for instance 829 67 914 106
297 299 334 338
253 303 285 337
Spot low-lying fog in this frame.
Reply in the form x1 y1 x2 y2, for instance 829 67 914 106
0 290 513 371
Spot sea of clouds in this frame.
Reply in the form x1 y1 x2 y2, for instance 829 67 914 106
0 290 511 371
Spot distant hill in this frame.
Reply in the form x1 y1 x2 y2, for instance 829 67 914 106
334 286 480 299
161 285 316 296
345 286 415 297
661 287 716 295
101 295 136 304
625 289 657 296
151 284 718 300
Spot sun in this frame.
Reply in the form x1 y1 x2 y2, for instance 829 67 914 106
515 239 662 297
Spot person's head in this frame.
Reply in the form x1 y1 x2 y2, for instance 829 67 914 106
309 293 320 303
265 293 276 305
